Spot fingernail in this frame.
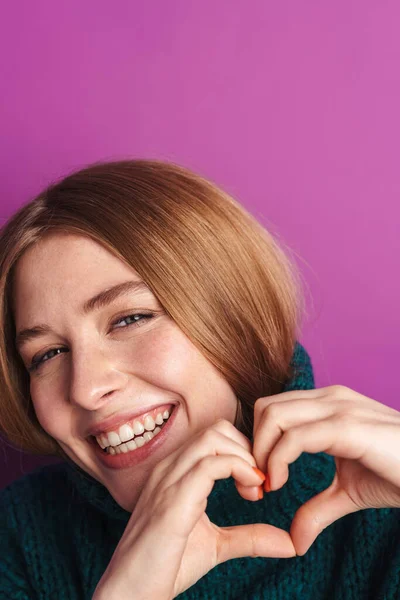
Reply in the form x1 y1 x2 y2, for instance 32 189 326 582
257 485 264 500
252 467 266 482
263 472 271 493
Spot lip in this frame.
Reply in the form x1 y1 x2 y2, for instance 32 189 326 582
85 402 176 438
88 404 178 470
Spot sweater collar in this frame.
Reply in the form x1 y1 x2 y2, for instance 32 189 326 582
65 449 335 526
65 460 132 520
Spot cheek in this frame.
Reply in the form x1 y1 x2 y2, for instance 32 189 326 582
123 324 204 390
132 325 238 424
30 380 72 440
124 323 237 422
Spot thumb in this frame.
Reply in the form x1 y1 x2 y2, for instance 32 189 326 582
216 522 296 565
290 476 361 556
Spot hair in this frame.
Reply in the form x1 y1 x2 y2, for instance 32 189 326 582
0 158 307 461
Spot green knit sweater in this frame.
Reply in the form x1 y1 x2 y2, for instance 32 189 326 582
1 343 400 599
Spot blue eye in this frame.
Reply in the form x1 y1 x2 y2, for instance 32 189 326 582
28 347 67 373
113 313 152 328
27 312 154 373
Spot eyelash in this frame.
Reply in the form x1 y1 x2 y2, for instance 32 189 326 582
27 312 155 373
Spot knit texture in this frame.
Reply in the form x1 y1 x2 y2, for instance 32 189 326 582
1 342 400 599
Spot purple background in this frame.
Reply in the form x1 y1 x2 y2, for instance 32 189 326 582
1 1 399 489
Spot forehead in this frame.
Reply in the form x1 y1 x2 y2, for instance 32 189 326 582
12 233 142 325
15 232 127 276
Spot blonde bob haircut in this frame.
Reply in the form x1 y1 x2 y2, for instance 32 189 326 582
0 159 306 462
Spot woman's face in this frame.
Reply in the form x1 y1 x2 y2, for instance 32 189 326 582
13 232 238 511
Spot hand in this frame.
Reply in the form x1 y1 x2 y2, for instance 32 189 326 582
93 419 296 600
242 384 400 556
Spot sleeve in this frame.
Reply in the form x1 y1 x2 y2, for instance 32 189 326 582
283 341 315 392
0 486 37 600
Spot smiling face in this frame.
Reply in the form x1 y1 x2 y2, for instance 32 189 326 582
12 232 238 511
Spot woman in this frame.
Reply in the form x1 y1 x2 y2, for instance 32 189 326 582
0 159 399 599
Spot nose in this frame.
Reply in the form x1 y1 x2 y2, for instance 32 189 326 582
68 342 128 411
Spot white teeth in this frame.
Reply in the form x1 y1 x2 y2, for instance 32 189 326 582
96 436 107 449
99 407 173 453
119 423 134 443
107 431 121 446
132 420 145 436
105 425 164 454
144 415 155 431
155 412 164 425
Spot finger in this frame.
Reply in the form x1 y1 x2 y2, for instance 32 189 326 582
253 398 336 473
216 522 296 563
167 455 267 537
212 418 254 453
253 384 395 437
234 480 264 502
253 388 331 435
266 416 369 491
161 427 258 487
290 474 360 556
162 418 252 473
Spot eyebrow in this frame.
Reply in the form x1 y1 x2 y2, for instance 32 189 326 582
15 280 150 352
